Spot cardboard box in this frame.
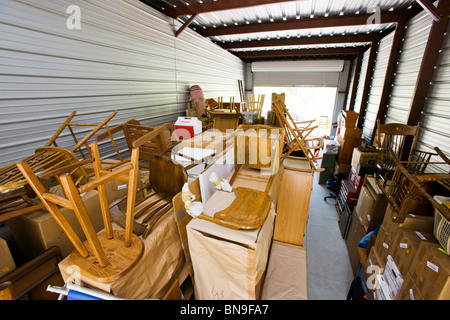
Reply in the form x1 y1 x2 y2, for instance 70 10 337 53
408 241 450 300
400 214 435 234
373 225 393 268
341 110 359 128
8 178 141 259
382 204 400 241
396 272 424 300
336 129 362 165
0 238 16 277
187 190 276 300
351 147 378 170
261 241 308 300
390 228 437 277
366 246 384 275
365 247 384 294
383 255 404 299
356 185 375 230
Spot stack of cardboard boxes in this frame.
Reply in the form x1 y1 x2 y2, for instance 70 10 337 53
364 203 450 300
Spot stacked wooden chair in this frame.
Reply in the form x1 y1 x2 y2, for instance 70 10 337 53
272 100 324 173
374 120 439 188
0 111 119 223
16 142 143 283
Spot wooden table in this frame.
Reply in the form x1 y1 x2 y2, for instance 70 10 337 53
210 109 241 133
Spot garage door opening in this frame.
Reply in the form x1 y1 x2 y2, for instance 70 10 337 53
254 86 338 136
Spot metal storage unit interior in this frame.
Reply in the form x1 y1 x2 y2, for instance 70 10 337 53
0 0 245 167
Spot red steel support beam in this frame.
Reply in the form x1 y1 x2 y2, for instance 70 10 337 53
407 0 450 126
357 36 381 129
233 46 365 59
371 11 411 143
175 13 199 37
348 51 364 111
415 0 443 21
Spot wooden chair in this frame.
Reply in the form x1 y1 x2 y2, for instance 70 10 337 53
0 111 119 223
45 110 120 161
272 100 325 173
16 142 143 283
375 120 422 186
127 122 176 166
385 148 450 224
96 120 177 169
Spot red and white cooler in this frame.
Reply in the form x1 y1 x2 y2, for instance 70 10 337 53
175 117 202 139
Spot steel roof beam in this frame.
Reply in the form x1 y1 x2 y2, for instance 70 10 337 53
233 46 367 58
199 11 402 37
217 33 377 49
165 0 301 19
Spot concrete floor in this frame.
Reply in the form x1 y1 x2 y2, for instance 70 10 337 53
304 173 355 300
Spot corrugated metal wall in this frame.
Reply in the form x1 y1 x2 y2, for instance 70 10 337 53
352 48 370 114
361 31 395 144
384 7 433 124
416 21 450 173
0 0 245 167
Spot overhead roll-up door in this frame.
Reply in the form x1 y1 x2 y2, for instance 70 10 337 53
416 22 450 173
362 32 395 144
252 60 343 87
384 8 433 124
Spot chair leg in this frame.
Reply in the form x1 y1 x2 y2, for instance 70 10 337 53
60 174 108 268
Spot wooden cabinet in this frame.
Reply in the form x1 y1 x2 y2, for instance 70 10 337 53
336 128 362 175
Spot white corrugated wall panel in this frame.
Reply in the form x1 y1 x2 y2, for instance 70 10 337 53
362 31 395 143
352 48 370 114
0 0 245 166
416 21 450 173
384 8 433 124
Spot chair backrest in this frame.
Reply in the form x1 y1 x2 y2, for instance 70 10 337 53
148 154 188 197
17 142 142 283
375 120 421 163
129 122 177 167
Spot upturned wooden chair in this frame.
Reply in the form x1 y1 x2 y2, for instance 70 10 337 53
16 142 143 283
272 100 324 173
1 111 118 223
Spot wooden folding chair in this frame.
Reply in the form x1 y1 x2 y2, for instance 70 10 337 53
16 142 143 283
272 100 325 173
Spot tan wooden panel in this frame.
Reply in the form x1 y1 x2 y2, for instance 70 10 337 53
273 172 313 246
